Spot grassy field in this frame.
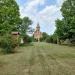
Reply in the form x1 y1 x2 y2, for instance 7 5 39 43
0 42 75 75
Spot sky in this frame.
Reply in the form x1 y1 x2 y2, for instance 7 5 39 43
16 0 64 35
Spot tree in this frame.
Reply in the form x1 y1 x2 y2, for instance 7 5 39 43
61 0 75 39
18 17 32 43
55 0 75 44
40 32 49 41
0 0 20 34
18 17 32 37
0 34 19 54
55 19 68 40
46 36 53 43
0 0 20 53
46 33 57 44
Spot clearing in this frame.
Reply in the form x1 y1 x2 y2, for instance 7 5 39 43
0 42 75 75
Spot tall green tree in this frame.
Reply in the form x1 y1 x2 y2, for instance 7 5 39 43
18 17 32 44
19 17 32 37
0 0 20 34
55 0 75 44
61 0 75 39
55 19 68 40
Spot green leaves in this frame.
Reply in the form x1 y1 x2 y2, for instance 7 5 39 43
55 0 75 41
0 0 20 34
18 17 32 37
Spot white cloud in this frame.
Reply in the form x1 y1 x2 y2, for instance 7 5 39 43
38 5 61 22
56 0 64 7
20 0 45 18
35 5 62 34
18 0 64 35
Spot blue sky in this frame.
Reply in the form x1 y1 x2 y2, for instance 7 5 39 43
16 0 64 35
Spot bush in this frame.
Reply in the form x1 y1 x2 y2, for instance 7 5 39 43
46 36 53 43
53 38 57 44
46 35 57 44
70 38 75 45
0 34 19 54
23 35 32 44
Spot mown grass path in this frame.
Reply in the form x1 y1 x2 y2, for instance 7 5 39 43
0 42 75 75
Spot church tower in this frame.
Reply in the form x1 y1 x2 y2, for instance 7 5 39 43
33 23 42 42
36 23 40 31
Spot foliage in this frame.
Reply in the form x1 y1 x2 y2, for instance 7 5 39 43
55 0 75 45
61 0 75 39
46 34 57 44
40 32 49 42
0 34 19 54
52 34 57 44
46 36 53 43
17 17 33 44
23 35 33 44
0 0 33 54
0 0 20 54
0 0 20 34
18 17 32 37
55 19 66 39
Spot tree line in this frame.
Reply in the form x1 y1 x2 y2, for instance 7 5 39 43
45 0 75 45
0 0 75 54
0 0 32 54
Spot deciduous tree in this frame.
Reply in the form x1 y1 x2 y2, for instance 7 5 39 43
0 0 20 34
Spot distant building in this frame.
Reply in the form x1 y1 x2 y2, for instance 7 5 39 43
33 23 42 42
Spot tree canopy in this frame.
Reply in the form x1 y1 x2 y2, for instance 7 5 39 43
18 17 32 37
0 0 20 34
55 0 75 43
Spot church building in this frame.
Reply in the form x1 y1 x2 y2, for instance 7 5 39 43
33 23 42 42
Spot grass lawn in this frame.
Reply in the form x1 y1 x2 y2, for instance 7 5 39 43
0 42 75 75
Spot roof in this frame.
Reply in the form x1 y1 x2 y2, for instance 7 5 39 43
11 32 19 35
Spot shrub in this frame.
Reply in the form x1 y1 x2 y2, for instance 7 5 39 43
23 35 32 44
70 38 75 45
52 37 57 44
27 36 33 43
0 34 19 54
46 35 57 44
46 36 53 43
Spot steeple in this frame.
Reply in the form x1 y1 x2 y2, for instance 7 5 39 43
36 23 40 31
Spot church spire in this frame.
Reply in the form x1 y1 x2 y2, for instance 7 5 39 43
37 23 40 27
36 23 40 31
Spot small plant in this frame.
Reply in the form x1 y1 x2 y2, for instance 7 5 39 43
0 34 19 54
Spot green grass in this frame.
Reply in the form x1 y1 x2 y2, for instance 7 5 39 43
0 42 75 75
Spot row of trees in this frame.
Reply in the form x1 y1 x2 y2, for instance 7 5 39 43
0 0 32 53
45 0 75 45
55 0 75 45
